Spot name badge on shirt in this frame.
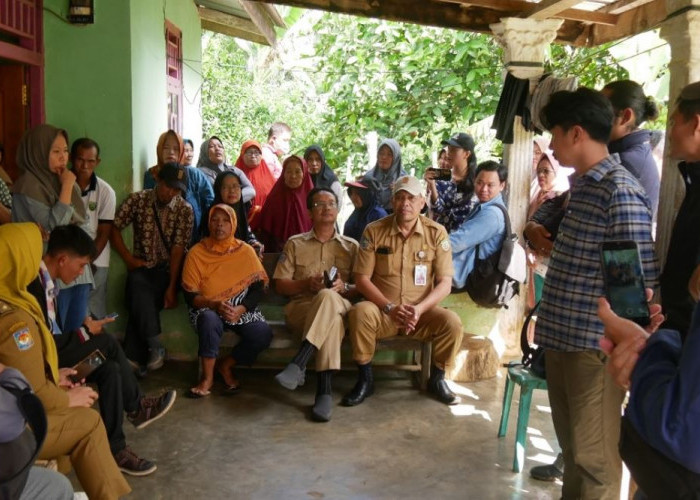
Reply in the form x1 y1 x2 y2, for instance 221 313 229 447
415 264 427 286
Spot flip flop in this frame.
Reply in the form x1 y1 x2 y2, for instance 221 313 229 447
222 384 240 396
186 387 211 399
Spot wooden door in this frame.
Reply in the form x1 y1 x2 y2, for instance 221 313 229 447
0 63 27 180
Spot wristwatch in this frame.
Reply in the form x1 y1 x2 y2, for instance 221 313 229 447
382 302 396 315
343 282 351 294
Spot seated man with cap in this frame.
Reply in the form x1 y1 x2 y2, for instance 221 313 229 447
111 162 194 375
344 175 464 406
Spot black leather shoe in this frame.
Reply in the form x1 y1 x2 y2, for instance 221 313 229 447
428 378 459 405
341 380 374 406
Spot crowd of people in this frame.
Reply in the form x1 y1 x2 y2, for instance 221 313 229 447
1 76 700 499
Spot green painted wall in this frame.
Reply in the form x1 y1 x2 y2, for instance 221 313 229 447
128 0 203 359
44 0 203 360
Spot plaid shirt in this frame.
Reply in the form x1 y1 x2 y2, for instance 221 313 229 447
535 154 659 351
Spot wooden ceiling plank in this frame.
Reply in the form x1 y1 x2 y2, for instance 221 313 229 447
201 19 269 45
527 0 581 20
588 0 665 45
598 0 656 15
261 3 287 27
440 0 617 24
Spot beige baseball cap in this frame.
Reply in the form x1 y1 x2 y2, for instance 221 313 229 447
392 176 423 196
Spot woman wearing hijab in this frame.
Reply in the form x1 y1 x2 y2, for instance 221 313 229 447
196 136 256 203
11 124 94 334
201 171 264 257
528 151 561 219
362 138 407 213
304 145 342 204
235 139 275 222
252 155 314 253
143 130 214 244
343 178 387 241
182 204 273 398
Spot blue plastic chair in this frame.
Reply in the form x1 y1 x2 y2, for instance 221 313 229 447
497 362 548 472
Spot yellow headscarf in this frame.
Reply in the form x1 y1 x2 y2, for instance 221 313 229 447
182 204 268 302
0 223 59 382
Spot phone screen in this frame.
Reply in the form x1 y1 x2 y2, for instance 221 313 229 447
600 242 650 326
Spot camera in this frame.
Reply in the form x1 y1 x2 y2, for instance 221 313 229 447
323 266 338 288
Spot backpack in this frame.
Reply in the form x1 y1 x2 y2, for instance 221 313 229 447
465 203 527 309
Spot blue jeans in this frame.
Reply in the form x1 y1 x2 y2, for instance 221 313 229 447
56 283 91 333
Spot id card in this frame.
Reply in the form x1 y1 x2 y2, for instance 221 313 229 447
414 264 427 286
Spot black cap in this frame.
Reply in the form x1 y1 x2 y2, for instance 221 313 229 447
159 162 188 193
441 132 475 151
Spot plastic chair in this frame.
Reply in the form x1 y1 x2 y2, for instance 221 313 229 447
497 362 548 472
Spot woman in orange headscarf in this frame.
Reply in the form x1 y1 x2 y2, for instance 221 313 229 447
235 139 275 223
182 204 272 398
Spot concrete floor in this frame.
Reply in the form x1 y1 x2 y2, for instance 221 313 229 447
105 362 562 499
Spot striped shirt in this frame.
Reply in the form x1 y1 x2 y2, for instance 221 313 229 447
535 154 659 351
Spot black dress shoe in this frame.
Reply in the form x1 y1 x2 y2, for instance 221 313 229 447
428 378 459 405
341 380 374 406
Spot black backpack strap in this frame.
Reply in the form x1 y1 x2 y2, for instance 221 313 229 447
521 300 540 364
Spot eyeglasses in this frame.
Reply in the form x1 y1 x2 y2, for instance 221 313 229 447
223 185 242 191
312 201 337 209
244 151 262 158
536 168 554 175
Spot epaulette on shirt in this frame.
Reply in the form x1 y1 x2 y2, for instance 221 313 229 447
0 299 15 316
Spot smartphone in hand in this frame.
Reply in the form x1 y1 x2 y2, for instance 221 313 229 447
600 240 650 327
104 312 119 320
70 350 106 383
324 266 338 288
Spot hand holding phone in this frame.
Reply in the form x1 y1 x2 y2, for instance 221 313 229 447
427 167 452 182
104 312 119 320
600 240 650 328
70 350 106 383
324 266 338 288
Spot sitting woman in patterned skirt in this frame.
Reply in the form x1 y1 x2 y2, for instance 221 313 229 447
182 204 273 398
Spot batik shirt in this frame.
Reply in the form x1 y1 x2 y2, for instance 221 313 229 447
113 189 193 267
431 180 477 233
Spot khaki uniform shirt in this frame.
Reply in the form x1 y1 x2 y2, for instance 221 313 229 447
0 299 69 412
354 215 453 305
273 229 359 300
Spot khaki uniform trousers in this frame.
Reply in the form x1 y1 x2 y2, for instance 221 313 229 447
284 289 352 371
348 301 463 370
545 350 625 500
39 406 131 500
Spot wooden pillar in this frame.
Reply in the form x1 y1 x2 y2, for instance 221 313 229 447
657 2 700 268
489 18 562 354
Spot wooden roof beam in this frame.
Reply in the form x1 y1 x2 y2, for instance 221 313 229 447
198 6 270 45
441 0 618 24
588 0 665 45
240 0 278 45
527 0 581 19
599 0 656 15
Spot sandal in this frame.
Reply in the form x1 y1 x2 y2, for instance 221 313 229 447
186 387 211 399
222 384 240 396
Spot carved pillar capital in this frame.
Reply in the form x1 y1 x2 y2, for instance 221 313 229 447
490 17 563 79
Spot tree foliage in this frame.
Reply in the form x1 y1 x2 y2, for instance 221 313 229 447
310 15 504 173
201 11 635 179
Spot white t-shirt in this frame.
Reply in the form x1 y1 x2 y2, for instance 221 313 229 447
80 175 116 268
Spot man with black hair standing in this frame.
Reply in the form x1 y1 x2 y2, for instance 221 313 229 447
70 137 116 320
111 162 194 374
30 225 176 476
535 88 658 499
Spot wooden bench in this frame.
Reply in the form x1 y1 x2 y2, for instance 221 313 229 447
217 253 432 390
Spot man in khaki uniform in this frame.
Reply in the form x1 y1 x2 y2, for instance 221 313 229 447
344 176 463 406
273 187 359 422
0 222 131 499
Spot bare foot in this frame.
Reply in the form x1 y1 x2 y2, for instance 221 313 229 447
216 357 239 388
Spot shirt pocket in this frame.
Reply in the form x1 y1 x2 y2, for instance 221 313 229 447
375 251 397 277
295 252 322 279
